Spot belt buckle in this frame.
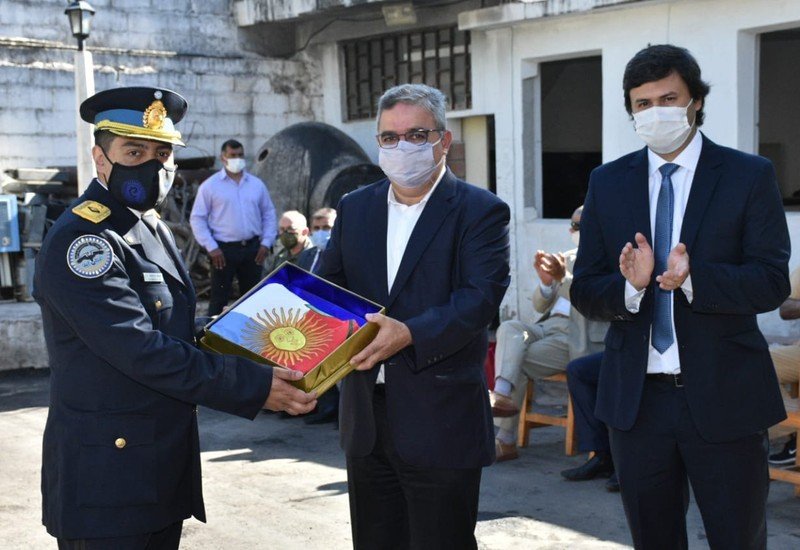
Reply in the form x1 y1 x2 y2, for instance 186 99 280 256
240 239 247 246
672 374 683 388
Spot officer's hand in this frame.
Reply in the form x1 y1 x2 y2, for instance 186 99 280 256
264 368 317 415
349 313 412 371
254 245 269 265
209 248 225 270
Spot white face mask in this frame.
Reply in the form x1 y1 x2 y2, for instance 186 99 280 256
633 99 695 155
225 157 246 174
570 231 580 247
378 140 444 189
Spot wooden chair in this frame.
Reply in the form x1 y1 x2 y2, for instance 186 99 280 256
516 372 577 455
769 400 800 497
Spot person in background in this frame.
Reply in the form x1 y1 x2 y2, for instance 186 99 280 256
490 206 607 463
561 352 619 492
297 207 341 425
190 139 277 316
267 210 313 273
767 265 800 466
297 207 337 274
34 87 315 549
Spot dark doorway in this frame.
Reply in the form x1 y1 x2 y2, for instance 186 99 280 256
540 56 602 218
759 28 800 209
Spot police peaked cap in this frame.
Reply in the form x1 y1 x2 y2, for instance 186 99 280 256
80 86 188 146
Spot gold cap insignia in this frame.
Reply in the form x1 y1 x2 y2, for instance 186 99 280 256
143 100 167 130
73 200 111 224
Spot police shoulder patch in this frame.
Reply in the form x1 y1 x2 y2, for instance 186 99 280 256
72 201 111 223
67 235 114 279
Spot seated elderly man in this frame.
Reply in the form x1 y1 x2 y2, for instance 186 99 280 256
768 266 800 465
268 210 313 273
490 206 608 462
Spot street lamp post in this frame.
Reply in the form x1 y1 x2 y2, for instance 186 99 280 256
65 1 96 194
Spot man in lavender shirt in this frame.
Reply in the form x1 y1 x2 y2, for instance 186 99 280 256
190 139 277 315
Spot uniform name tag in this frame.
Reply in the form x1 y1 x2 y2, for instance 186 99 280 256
143 272 164 283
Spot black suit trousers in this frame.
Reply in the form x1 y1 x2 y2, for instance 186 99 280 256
566 352 609 453
57 521 182 550
346 388 482 550
208 239 262 316
610 378 769 550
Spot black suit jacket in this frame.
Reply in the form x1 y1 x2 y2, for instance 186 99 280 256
318 170 510 469
33 180 272 539
571 135 789 443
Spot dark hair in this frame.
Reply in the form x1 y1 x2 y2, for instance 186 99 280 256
220 139 244 152
93 129 116 151
623 45 710 126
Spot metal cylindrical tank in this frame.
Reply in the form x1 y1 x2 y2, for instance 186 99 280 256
251 122 384 218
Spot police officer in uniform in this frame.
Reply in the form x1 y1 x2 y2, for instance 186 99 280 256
33 87 317 549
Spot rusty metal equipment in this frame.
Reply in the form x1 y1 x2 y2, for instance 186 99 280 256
251 121 385 218
2 157 216 299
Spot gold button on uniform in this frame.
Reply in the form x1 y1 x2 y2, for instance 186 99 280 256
155 299 162 309
115 438 127 449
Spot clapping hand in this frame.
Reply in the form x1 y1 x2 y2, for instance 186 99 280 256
619 233 654 291
534 251 566 286
656 243 690 290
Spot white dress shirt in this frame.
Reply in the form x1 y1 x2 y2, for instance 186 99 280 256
376 166 446 383
624 130 702 374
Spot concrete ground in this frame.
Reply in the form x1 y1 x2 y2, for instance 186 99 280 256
2 369 800 549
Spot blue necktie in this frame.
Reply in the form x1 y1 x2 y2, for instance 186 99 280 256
652 163 678 354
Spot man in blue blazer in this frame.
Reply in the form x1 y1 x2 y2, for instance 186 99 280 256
318 83 510 549
34 87 316 549
571 45 789 549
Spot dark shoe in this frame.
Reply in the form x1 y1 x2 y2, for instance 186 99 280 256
494 439 519 463
769 434 797 466
605 472 620 492
490 391 519 417
560 452 614 481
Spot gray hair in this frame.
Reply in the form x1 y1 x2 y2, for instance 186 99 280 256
376 84 448 130
281 210 307 230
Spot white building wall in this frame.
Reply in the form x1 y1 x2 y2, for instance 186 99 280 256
462 0 800 335
0 0 322 180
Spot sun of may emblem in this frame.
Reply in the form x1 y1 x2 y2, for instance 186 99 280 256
241 307 333 369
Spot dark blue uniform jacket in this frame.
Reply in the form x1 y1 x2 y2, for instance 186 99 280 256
33 180 272 539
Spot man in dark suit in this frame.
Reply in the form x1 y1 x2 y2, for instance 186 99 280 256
33 87 316 549
318 83 510 550
571 45 790 549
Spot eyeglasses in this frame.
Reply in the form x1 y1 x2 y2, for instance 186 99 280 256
570 221 580 231
376 129 444 149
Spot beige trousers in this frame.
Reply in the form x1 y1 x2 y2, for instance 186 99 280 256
769 343 800 439
493 316 570 435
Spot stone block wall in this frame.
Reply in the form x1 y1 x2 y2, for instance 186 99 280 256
0 0 323 179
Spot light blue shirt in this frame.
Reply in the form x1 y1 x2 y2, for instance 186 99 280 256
190 169 277 251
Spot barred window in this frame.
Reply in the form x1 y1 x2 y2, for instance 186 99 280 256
343 26 471 121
